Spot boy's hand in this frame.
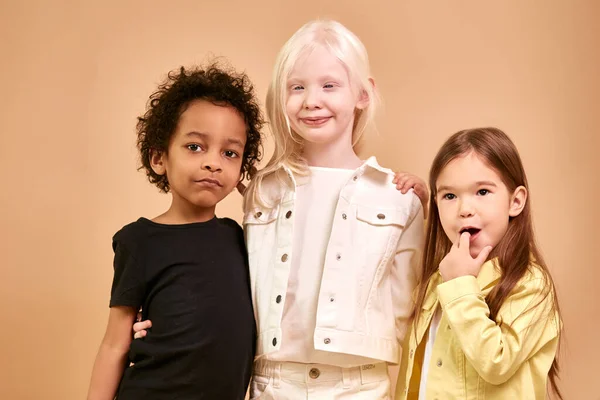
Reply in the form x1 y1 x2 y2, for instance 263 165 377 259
392 171 429 218
439 232 492 282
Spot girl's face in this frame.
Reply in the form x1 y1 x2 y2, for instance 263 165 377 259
285 45 368 149
435 151 527 258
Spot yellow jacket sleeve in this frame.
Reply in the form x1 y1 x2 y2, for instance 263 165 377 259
437 274 559 385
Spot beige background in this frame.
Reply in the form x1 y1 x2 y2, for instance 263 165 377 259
1 1 598 399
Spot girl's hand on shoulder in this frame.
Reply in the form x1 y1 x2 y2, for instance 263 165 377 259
392 171 429 218
439 232 492 282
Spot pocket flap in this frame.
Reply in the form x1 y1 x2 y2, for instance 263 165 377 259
243 206 279 225
355 205 409 227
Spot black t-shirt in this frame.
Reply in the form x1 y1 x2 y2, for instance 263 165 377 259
109 217 256 400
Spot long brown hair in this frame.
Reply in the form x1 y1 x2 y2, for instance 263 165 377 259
413 127 562 397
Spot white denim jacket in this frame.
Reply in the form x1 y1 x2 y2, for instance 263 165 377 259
243 157 424 364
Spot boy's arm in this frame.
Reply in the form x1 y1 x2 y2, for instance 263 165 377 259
87 306 137 400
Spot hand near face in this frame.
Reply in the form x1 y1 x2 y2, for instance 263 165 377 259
439 232 492 282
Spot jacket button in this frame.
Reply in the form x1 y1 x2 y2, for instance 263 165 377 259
281 254 288 262
377 213 386 220
309 368 320 379
324 338 331 344
353 176 358 181
436 359 442 367
285 210 292 219
336 254 341 261
409 349 414 358
272 338 277 346
255 211 262 218
276 295 282 303
342 213 347 220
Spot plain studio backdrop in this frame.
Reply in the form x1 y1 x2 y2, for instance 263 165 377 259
1 1 598 399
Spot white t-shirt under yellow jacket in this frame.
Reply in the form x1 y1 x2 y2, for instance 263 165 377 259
243 157 425 366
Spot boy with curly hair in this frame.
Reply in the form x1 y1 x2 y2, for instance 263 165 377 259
87 63 263 400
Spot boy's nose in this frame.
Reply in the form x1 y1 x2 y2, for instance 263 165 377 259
202 155 222 172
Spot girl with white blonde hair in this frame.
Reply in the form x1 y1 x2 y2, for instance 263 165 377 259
244 19 427 399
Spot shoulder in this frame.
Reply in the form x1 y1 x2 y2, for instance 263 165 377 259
218 217 243 233
244 167 290 216
112 218 149 247
497 261 557 317
360 162 423 222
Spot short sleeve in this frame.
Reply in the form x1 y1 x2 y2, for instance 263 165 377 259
109 232 145 309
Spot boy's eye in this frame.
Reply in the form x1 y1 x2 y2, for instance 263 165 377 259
224 150 239 158
291 85 304 91
187 144 202 152
323 83 334 89
477 189 489 196
443 193 456 200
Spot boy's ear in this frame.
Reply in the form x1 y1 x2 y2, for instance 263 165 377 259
509 186 528 217
356 77 375 110
150 149 166 176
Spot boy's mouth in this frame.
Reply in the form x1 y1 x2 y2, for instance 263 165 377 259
195 178 223 187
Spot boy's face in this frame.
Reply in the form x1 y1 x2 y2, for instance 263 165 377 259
152 99 247 215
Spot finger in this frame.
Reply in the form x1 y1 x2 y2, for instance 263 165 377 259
396 177 412 193
393 172 406 184
133 320 152 333
133 330 147 339
475 245 493 265
397 183 409 194
459 231 470 250
453 232 461 248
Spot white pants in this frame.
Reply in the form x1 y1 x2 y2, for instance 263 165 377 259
249 360 391 399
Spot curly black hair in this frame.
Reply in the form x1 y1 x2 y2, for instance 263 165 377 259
136 63 264 193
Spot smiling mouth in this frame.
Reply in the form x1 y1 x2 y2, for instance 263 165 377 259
300 117 331 125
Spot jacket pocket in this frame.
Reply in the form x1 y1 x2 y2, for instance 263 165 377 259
355 204 409 255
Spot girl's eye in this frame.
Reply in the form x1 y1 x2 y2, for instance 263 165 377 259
477 189 489 196
291 85 304 91
443 193 456 200
323 83 334 89
224 150 239 158
187 144 202 152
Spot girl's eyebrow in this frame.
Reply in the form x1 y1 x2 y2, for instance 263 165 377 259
288 74 342 82
437 181 498 192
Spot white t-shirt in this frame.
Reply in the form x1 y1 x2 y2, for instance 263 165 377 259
268 166 375 366
419 306 442 399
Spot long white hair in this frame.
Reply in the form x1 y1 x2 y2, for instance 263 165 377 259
244 19 380 210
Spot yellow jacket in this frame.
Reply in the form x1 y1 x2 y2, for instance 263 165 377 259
396 259 560 400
